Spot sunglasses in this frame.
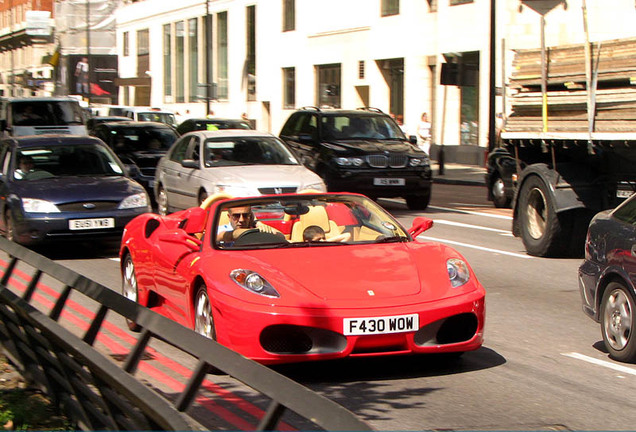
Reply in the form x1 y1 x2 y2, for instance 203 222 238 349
229 212 252 219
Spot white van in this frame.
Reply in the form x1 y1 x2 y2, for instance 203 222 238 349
123 107 177 128
0 97 88 136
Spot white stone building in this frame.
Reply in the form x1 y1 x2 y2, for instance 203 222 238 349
111 0 636 163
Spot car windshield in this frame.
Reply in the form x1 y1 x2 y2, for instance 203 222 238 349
112 127 177 152
203 120 252 130
321 114 406 141
13 143 125 180
204 137 299 166
214 194 409 249
11 101 85 126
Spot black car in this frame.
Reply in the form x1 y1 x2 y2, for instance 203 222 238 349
0 135 150 246
91 121 178 193
579 192 636 362
86 116 130 134
485 146 519 208
176 117 253 135
279 107 432 210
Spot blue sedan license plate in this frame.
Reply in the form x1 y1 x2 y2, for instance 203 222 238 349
69 218 115 230
343 313 419 336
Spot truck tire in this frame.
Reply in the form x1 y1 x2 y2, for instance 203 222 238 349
518 175 571 257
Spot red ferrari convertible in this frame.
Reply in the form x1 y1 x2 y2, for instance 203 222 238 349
120 192 485 364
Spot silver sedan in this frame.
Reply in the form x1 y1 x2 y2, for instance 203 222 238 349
154 130 326 214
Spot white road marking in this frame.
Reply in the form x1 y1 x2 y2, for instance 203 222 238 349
563 352 636 376
418 235 533 259
433 219 511 234
429 205 513 221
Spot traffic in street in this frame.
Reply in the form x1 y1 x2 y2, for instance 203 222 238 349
39 182 636 431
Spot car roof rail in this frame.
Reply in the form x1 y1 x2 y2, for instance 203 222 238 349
299 106 321 112
356 107 385 114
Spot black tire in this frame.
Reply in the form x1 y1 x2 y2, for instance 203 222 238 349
198 190 208 206
194 284 216 340
157 185 169 216
4 210 15 243
517 176 570 257
405 193 431 211
121 254 141 332
491 175 511 208
601 282 636 363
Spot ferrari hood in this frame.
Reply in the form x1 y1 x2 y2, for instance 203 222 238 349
231 243 453 306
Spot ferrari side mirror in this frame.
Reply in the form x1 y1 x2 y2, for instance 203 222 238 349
408 216 434 238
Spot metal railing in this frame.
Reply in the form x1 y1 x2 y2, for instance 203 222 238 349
0 237 371 431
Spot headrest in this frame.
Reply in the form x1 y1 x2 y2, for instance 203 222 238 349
181 207 207 234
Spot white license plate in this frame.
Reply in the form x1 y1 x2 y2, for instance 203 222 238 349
69 218 115 230
373 178 405 186
343 313 419 336
617 189 634 198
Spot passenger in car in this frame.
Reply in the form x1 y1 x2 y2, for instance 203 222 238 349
303 225 326 242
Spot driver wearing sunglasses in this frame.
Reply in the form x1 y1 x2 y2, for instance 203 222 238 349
216 204 279 243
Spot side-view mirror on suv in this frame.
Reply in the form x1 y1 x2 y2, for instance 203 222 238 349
280 107 432 210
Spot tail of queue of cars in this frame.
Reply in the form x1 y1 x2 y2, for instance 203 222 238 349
0 134 150 246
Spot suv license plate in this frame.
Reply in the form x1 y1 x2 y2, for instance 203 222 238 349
373 178 405 186
69 218 115 230
344 313 419 336
617 190 634 198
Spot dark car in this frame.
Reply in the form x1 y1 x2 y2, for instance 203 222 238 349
176 118 253 135
91 121 178 192
279 107 432 210
579 192 636 362
485 147 519 208
0 135 151 246
86 116 130 134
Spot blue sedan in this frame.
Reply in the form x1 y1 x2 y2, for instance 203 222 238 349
0 135 151 246
579 192 636 363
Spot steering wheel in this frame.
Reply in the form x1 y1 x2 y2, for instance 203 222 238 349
199 192 234 209
233 228 261 240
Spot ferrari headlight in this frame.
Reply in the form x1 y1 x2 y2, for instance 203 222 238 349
119 193 149 209
22 198 60 213
230 269 280 298
447 258 470 288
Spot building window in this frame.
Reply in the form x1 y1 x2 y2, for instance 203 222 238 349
317 64 341 108
283 67 295 109
188 18 198 103
123 31 129 57
163 24 171 100
175 21 185 103
450 0 473 5
217 11 228 99
246 5 256 101
137 28 149 78
283 0 295 32
381 0 399 16
427 0 437 12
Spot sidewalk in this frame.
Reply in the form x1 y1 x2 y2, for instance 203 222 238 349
431 162 486 186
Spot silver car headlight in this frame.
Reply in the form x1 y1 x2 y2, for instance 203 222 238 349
22 198 60 213
410 157 431 167
118 193 149 209
447 258 470 288
214 185 252 196
230 269 280 298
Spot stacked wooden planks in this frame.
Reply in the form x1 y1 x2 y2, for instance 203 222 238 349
506 37 636 133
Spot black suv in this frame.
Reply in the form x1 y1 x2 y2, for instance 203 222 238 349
280 107 432 209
